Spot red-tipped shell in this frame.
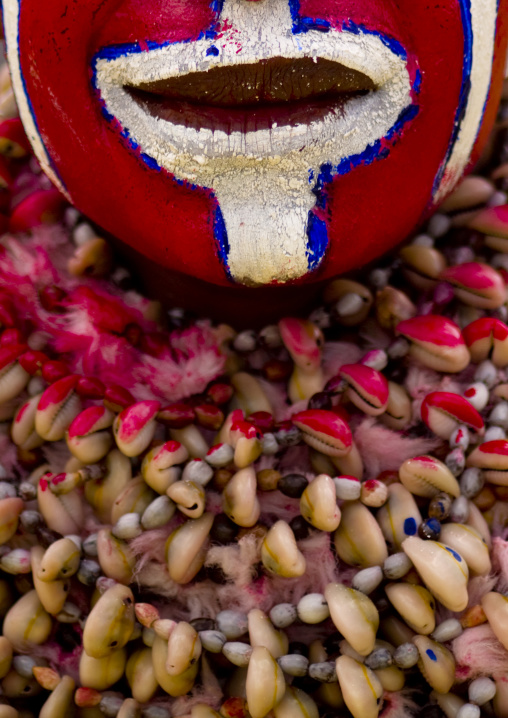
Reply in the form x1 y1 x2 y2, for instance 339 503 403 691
466 440 508 484
0 118 31 157
9 189 66 233
396 315 470 373
292 409 352 457
462 317 508 366
439 263 506 310
468 204 508 239
339 364 389 416
113 400 161 457
421 392 484 439
278 318 322 371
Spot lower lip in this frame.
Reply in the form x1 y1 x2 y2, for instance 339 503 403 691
127 88 370 135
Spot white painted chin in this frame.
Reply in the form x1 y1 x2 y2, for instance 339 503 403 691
95 0 412 286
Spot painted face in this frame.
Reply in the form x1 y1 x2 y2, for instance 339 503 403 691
3 0 507 288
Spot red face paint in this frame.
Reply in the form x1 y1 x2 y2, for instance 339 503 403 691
3 0 508 288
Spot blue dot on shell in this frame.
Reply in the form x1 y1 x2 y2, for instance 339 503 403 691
207 45 220 56
404 518 417 535
445 547 462 562
426 649 438 661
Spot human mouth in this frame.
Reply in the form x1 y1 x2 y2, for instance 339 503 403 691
124 57 375 135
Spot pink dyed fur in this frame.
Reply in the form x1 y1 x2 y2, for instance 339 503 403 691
453 624 508 681
354 418 440 479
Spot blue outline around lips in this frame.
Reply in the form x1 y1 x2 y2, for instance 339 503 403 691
91 0 421 281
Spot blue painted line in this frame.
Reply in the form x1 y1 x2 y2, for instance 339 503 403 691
432 0 474 194
426 649 438 662
213 202 232 280
404 517 418 536
207 45 220 57
446 547 462 562
306 213 329 271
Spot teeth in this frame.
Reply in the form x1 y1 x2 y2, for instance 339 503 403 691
273 686 319 718
3 590 52 649
334 501 388 567
83 583 135 659
402 536 469 612
79 648 127 691
385 583 436 635
37 537 81 581
335 655 383 718
248 609 288 658
398 455 461 498
113 400 161 457
165 512 214 584
324 584 379 657
412 635 455 694
246 646 286 718
261 520 306 578
39 675 75 718
152 634 199 696
300 474 341 532
223 467 260 527
35 375 82 442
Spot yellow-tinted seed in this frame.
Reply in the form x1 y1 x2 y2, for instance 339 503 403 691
165 512 214 584
152 634 198 696
335 655 382 718
248 609 289 659
166 622 202 676
0 706 19 718
31 546 69 616
325 584 379 657
1 671 40 699
79 648 127 691
126 648 158 704
246 646 286 718
38 537 80 581
83 583 135 659
32 667 60 691
96 529 136 585
0 498 24 546
39 675 75 718
2 590 52 648
85 449 132 523
0 638 12 680
116 698 140 718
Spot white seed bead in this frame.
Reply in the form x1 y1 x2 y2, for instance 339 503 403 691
352 566 384 595
335 293 364 319
216 610 248 640
0 548 31 574
269 603 298 629
445 448 466 477
364 648 393 670
459 468 484 499
199 630 227 653
468 676 497 705
141 496 176 530
234 330 257 353
73 222 96 246
360 480 388 508
13 655 38 677
488 191 508 207
308 662 337 683
474 360 498 388
83 533 99 557
278 654 309 677
0 482 16 500
483 425 506 442
334 476 361 501
223 642 253 667
490 401 508 429
450 495 470 523
450 425 470 451
297 594 330 624
457 704 481 718
56 602 81 623
361 349 388 372
100 696 124 717
112 512 142 540
431 619 463 643
412 233 434 247
463 383 489 411
394 643 419 669
262 433 279 456
258 325 282 348
387 337 410 360
205 443 234 468
383 553 412 580
181 459 214 487
427 213 451 238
